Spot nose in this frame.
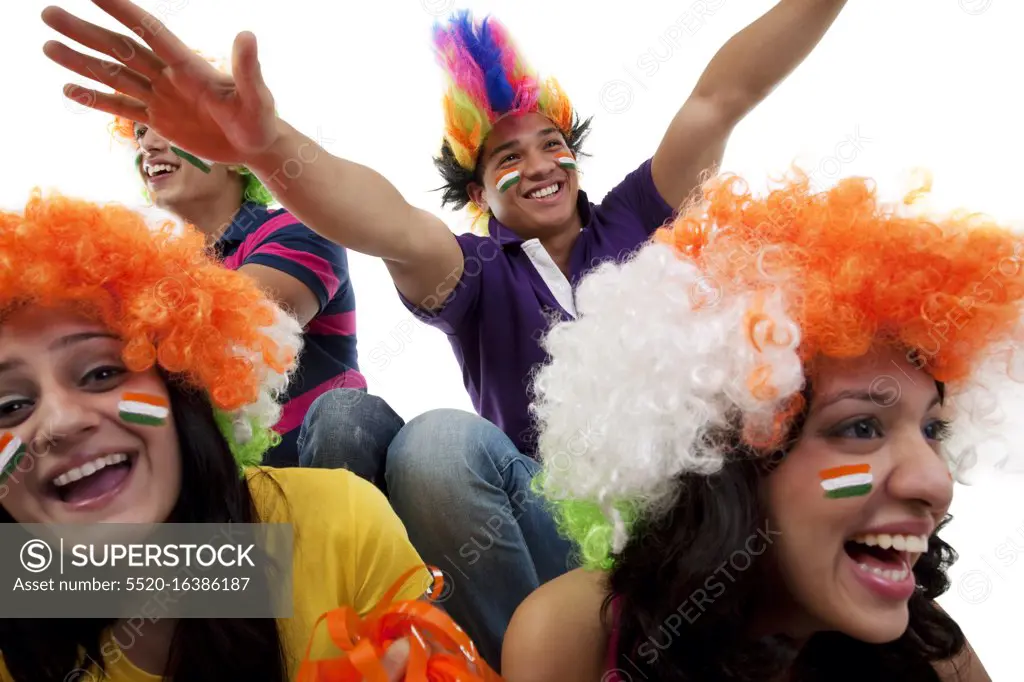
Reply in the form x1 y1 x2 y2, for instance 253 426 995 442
28 388 102 458
138 127 169 155
885 428 954 513
521 148 557 180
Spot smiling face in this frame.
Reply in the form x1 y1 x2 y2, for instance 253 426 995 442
467 113 580 240
134 123 242 212
762 346 954 643
0 307 181 525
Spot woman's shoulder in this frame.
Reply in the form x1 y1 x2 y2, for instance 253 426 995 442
502 567 613 682
245 465 379 525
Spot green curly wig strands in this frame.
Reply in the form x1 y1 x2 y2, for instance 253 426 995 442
531 472 642 570
212 410 281 473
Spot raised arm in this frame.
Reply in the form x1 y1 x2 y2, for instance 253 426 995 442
651 0 848 209
40 0 463 309
244 121 464 308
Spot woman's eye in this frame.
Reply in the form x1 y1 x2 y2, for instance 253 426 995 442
924 419 952 441
0 399 30 417
83 366 126 386
834 418 882 439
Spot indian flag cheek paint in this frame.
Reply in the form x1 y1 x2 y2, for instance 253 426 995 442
0 433 27 482
171 147 213 174
555 153 577 171
119 392 170 427
819 464 873 499
496 168 521 193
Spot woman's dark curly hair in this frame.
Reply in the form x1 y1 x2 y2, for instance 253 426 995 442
606 386 971 682
432 112 594 210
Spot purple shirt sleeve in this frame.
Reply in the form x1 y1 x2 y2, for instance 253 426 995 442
243 222 347 313
597 158 677 236
397 233 495 335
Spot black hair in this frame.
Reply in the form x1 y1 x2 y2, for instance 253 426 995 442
607 384 967 681
432 112 595 211
0 376 289 682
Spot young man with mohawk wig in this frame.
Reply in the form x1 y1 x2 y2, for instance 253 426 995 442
42 0 847 668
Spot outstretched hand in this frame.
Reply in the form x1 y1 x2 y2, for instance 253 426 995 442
41 0 279 164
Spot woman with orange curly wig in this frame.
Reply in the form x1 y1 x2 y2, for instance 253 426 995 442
0 193 431 682
501 173 1012 681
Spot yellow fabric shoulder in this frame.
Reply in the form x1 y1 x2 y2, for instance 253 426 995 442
0 467 430 681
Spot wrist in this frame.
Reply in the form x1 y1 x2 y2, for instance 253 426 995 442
245 117 295 175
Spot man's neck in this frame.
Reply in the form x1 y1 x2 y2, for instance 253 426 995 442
168 193 244 246
539 211 584 277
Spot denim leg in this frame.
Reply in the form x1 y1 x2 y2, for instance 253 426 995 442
296 388 405 493
385 408 574 672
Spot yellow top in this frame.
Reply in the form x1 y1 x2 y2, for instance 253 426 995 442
0 467 431 681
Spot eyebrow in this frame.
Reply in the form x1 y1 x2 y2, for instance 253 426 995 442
487 127 560 162
813 388 942 411
0 332 120 375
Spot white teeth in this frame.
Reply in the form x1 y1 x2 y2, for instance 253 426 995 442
53 453 129 488
145 163 178 177
850 532 928 554
528 183 560 198
857 563 910 582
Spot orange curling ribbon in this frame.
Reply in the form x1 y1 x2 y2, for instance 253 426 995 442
296 566 504 682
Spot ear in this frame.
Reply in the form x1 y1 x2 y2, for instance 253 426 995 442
467 181 487 213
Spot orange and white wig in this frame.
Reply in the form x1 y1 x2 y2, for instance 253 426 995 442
531 171 1024 568
0 192 302 467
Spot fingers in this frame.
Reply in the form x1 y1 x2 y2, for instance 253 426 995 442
90 0 194 66
381 638 411 682
44 41 152 101
61 84 149 122
231 32 274 112
41 6 164 79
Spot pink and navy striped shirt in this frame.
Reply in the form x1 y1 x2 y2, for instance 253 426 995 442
216 202 366 466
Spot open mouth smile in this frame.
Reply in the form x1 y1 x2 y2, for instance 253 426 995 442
525 182 564 201
143 160 180 184
843 532 928 600
48 451 137 511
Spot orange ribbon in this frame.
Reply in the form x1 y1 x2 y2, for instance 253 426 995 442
296 566 504 682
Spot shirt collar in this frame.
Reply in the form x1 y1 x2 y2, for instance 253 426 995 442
487 189 594 246
216 202 270 245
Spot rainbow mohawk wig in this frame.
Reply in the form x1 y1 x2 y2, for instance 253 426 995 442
434 10 575 171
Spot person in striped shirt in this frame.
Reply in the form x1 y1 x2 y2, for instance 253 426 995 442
118 116 404 479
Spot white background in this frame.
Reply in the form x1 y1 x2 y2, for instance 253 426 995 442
3 0 1022 676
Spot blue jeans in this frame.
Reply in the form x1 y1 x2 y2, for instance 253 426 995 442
386 409 576 672
297 388 405 493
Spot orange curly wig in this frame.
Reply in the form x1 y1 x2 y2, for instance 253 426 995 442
0 192 303 466
655 171 1024 443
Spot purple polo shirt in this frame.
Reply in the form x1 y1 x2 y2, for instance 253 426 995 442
401 159 675 456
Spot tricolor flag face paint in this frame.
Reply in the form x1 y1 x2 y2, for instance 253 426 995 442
555 153 577 171
0 433 27 483
119 393 170 427
171 147 213 174
496 169 521 193
819 464 873 499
